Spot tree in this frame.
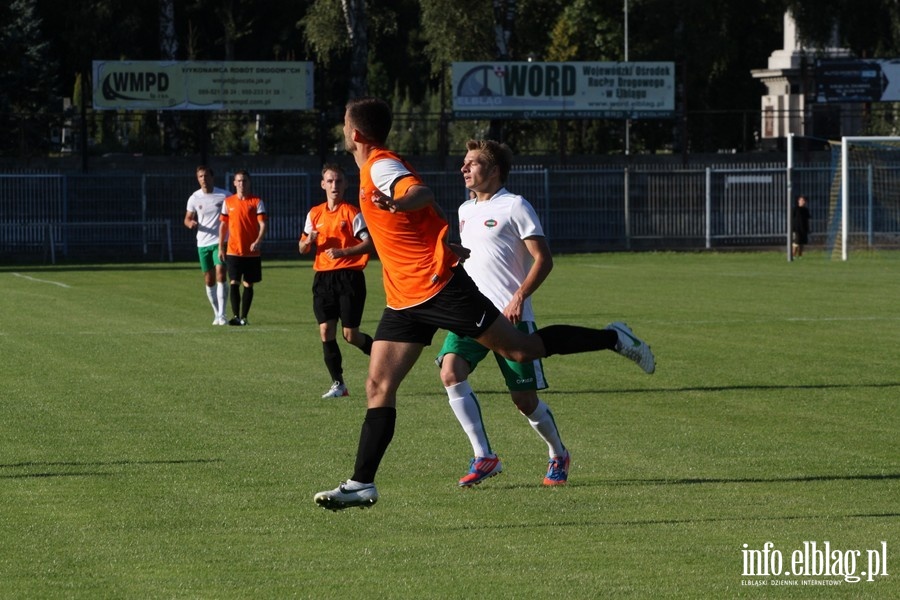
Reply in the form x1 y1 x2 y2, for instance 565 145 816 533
785 1 900 57
543 0 621 62
160 0 178 60
21 0 889 158
341 0 369 99
304 0 434 105
420 0 495 68
160 0 180 153
580 0 784 152
785 2 900 138
492 0 516 59
0 0 59 156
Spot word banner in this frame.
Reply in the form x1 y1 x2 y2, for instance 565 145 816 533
92 61 314 111
452 61 675 119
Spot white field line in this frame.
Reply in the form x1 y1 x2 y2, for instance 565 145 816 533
11 273 71 288
647 316 900 326
1 327 295 336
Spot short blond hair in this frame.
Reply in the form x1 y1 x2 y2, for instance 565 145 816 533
466 139 513 183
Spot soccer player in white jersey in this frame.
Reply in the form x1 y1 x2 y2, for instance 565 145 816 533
184 165 229 325
437 139 653 488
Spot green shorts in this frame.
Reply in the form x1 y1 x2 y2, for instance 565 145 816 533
197 244 223 272
436 320 548 392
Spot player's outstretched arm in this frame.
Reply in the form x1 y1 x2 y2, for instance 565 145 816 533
371 185 435 213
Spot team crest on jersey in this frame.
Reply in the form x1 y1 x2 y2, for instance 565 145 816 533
340 220 348 229
459 219 466 233
483 218 498 228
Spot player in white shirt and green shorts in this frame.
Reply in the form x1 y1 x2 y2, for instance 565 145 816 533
184 166 229 325
436 139 570 488
438 140 656 489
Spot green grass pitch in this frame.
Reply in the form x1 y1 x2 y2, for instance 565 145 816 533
2 251 898 598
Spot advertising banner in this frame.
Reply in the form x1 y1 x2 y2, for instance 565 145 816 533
815 59 900 103
92 61 314 111
452 61 675 119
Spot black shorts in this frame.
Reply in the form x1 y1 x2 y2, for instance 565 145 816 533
374 265 501 345
226 255 262 283
313 269 367 327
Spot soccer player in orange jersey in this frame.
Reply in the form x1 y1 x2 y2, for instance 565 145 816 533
218 170 267 326
299 163 375 398
314 98 656 511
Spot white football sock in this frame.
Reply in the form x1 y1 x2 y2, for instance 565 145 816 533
446 381 493 457
205 284 218 314
216 282 228 317
526 399 566 458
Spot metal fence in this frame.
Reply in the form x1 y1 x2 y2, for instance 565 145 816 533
2 161 899 264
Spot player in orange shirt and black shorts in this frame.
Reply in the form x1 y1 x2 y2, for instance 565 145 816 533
218 170 267 326
299 163 375 398
314 98 657 511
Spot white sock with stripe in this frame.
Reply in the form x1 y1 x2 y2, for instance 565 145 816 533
446 381 493 457
526 399 566 458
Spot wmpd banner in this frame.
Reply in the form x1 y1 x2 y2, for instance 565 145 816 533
92 61 314 111
452 61 675 119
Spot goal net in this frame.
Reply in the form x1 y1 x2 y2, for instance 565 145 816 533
829 136 900 260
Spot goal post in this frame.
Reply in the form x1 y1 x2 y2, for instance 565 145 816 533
836 136 900 261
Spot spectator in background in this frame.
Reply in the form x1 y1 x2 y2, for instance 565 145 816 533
792 195 811 258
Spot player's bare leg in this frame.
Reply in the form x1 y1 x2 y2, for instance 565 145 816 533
315 340 423 511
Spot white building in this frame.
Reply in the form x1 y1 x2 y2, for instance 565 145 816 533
751 11 855 142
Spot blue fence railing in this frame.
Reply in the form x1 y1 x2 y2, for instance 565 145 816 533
2 162 899 263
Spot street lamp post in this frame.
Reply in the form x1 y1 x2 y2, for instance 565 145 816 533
624 0 630 155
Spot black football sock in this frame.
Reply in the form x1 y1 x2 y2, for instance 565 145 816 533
241 286 254 318
359 334 374 356
322 339 343 383
229 283 241 317
535 325 618 356
351 407 397 484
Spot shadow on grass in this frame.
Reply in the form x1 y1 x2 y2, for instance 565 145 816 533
600 472 900 486
453 477 900 529
485 472 900 490
0 458 222 480
475 473 900 500
528 381 900 395
447 511 900 530
1 471 117 480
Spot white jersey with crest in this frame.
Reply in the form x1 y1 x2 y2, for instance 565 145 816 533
186 187 228 247
457 187 544 322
